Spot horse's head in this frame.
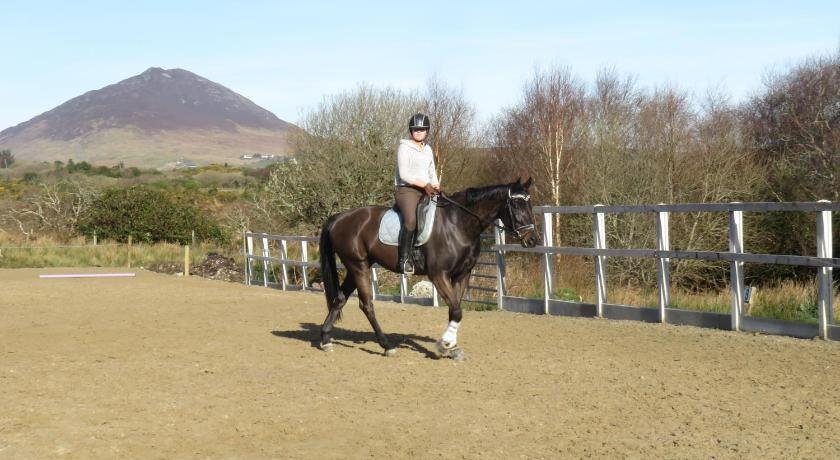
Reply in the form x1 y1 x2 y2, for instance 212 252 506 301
500 177 540 248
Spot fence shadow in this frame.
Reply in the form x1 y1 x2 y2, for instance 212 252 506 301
271 323 439 359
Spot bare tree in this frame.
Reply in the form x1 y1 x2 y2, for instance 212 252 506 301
419 75 477 188
492 66 589 245
260 85 417 232
5 180 99 239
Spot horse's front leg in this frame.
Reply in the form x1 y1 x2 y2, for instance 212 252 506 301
430 273 468 361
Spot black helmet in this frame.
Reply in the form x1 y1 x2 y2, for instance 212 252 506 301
408 113 431 131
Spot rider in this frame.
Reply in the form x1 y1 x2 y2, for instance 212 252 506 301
394 113 440 274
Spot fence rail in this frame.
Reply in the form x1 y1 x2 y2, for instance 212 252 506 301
243 232 440 306
501 200 838 341
243 200 840 342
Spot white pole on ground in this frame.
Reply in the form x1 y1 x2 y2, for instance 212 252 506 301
40 273 136 279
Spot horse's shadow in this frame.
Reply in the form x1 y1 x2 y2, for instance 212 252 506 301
271 323 439 359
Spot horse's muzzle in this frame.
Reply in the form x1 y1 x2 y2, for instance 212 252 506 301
519 230 540 248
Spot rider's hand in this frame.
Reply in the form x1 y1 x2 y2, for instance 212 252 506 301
423 183 437 196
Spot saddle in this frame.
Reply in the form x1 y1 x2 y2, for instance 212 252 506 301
377 195 437 247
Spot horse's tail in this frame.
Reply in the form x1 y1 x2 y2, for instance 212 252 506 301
319 215 342 320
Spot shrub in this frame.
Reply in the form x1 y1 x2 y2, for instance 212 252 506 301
78 186 226 244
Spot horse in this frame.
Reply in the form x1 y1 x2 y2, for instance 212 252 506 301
318 177 540 359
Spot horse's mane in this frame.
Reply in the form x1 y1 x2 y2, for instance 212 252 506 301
463 183 511 206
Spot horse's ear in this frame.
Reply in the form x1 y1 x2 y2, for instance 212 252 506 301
524 177 533 189
515 176 522 185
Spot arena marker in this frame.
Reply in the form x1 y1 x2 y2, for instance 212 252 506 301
39 273 136 279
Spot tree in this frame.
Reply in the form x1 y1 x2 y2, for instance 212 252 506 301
258 85 417 232
254 78 486 234
419 76 478 189
0 150 13 169
742 49 840 201
492 66 589 246
6 180 99 240
740 49 840 278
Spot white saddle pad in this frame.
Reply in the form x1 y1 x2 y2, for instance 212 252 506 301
378 200 437 246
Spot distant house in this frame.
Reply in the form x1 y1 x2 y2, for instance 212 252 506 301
174 158 197 169
240 153 280 161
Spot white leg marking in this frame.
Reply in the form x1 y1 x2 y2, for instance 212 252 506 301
441 321 460 349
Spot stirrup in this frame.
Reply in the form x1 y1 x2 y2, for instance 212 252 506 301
402 259 415 275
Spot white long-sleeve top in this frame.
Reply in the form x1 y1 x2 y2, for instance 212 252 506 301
394 139 440 187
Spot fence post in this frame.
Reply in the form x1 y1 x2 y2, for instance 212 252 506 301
184 245 190 277
301 241 310 290
93 230 98 246
729 204 744 331
244 232 252 286
191 230 196 247
127 235 132 268
593 205 607 317
280 239 290 290
261 234 271 288
817 200 833 339
495 219 507 311
542 212 554 315
656 206 671 323
371 266 380 300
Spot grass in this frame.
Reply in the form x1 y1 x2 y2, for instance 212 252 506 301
0 234 240 270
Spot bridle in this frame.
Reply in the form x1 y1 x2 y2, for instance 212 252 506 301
434 188 536 240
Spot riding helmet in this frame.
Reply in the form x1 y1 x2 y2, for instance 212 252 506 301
409 113 431 131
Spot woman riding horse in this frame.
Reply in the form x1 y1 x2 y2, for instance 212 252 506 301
394 113 440 274
319 172 540 359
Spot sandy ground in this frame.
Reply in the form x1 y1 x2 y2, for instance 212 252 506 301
1 267 840 459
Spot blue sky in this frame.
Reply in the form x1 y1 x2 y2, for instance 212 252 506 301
1 0 838 130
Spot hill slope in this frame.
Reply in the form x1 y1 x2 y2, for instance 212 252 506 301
0 67 297 168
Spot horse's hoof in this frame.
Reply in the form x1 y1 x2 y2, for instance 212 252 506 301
435 340 454 358
449 348 466 362
383 348 397 357
319 342 334 352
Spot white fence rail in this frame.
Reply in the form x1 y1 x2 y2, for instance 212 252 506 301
243 232 439 306
243 201 840 342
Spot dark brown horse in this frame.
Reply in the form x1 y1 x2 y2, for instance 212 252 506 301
318 178 539 359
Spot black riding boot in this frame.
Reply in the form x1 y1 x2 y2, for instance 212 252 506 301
397 228 416 274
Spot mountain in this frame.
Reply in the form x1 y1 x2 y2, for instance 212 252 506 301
0 67 297 168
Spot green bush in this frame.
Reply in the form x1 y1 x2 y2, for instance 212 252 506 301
78 186 226 245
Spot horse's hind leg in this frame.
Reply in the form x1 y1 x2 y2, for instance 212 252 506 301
350 264 395 355
320 276 357 350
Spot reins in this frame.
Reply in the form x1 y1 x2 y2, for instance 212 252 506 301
433 190 535 238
